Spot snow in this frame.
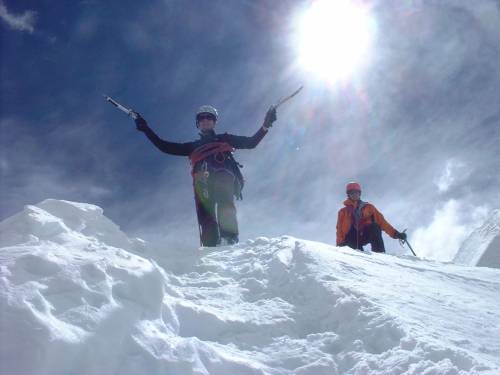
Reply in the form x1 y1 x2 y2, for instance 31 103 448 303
1 199 499 375
454 209 500 269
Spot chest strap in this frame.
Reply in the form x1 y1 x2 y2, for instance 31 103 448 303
189 142 235 167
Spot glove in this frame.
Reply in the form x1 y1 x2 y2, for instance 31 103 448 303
263 106 277 129
134 114 149 132
394 231 407 241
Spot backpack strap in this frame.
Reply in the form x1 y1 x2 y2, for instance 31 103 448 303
347 201 366 230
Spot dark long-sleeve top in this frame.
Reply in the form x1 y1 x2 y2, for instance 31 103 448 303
140 126 269 157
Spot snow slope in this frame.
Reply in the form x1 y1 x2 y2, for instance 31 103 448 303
454 209 500 269
1 200 499 375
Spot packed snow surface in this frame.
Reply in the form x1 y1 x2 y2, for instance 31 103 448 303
454 209 500 269
1 200 499 375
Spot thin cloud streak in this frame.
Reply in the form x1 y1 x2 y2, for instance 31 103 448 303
436 159 468 193
0 1 36 33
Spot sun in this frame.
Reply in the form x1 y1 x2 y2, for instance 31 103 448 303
295 0 376 84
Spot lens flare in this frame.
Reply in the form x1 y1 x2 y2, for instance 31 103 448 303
296 0 376 84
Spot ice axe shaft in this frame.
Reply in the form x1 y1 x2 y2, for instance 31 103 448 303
399 229 417 256
103 95 139 120
274 85 303 109
404 239 417 257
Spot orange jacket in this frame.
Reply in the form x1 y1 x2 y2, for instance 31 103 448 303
336 199 397 245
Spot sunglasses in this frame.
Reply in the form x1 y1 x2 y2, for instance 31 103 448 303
347 190 361 194
197 113 216 122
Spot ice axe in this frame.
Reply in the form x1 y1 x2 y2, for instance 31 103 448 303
274 85 303 109
103 95 139 120
398 229 417 256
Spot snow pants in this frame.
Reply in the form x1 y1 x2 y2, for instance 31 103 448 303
342 222 385 253
194 169 239 247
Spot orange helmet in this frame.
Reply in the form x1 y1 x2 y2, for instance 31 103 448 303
346 182 361 192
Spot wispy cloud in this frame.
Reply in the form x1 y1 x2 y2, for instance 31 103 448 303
0 1 37 33
0 115 115 220
436 159 468 193
411 200 489 262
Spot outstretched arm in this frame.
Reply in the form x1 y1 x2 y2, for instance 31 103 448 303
371 205 407 240
135 116 192 156
372 206 398 238
225 106 277 149
225 127 268 149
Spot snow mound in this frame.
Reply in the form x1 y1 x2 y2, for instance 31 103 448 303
454 209 500 268
1 200 499 375
0 199 145 251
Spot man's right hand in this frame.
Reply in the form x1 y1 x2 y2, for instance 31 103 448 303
135 114 148 132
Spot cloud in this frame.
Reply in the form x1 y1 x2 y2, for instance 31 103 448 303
0 1 36 33
456 0 500 41
435 159 468 193
410 200 489 262
0 115 116 221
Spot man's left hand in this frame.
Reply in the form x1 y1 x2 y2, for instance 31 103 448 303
263 106 277 129
395 231 407 241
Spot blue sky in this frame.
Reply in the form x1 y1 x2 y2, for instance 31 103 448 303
2 0 500 258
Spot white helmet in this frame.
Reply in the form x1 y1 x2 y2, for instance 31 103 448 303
196 105 218 122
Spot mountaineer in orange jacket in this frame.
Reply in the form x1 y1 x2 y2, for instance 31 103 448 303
336 182 407 253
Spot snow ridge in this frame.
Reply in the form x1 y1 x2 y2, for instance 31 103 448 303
454 209 500 268
1 200 499 375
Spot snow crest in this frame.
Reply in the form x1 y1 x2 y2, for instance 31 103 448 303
1 200 499 375
454 209 500 268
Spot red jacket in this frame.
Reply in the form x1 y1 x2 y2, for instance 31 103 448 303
336 199 397 245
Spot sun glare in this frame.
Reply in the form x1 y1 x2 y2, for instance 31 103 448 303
296 0 376 84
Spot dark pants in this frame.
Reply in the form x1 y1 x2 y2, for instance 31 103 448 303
342 223 385 253
194 169 238 247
